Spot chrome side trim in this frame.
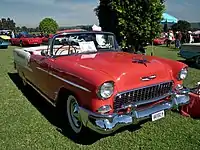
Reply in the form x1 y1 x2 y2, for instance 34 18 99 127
26 80 56 107
49 72 91 92
36 67 91 92
36 67 48 73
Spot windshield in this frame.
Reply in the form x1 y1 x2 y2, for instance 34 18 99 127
51 32 119 56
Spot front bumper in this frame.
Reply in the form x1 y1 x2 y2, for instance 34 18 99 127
79 88 190 134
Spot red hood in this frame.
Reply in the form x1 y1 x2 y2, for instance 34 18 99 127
57 52 173 92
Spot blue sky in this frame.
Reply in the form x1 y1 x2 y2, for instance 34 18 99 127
0 0 199 27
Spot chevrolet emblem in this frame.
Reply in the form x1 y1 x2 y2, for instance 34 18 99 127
140 75 156 81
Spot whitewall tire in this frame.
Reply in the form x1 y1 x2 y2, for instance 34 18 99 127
66 95 83 134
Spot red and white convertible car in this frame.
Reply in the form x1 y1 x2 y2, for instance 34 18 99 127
13 31 190 135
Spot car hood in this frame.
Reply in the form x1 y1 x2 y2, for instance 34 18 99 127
70 52 173 91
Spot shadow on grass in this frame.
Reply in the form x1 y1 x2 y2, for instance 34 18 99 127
8 72 145 145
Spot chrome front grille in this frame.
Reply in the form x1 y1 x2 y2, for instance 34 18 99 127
114 81 173 110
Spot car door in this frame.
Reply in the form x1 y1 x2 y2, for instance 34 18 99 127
30 55 51 96
13 35 21 45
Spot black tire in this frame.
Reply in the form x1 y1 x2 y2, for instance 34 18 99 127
57 94 87 136
19 41 23 47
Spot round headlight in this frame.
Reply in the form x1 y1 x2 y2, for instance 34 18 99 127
98 82 114 99
178 68 188 80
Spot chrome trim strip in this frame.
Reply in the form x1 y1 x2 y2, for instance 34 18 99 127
49 72 91 92
36 67 91 92
26 80 56 107
36 67 48 73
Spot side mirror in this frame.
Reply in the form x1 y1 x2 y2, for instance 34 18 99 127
41 49 48 56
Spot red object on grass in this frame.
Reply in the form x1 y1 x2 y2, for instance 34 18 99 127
181 91 200 118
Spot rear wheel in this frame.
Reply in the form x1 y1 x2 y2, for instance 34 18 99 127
19 41 23 47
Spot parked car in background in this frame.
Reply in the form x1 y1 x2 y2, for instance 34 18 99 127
10 34 42 47
179 43 200 68
153 37 175 45
13 31 190 135
153 37 167 45
0 37 9 49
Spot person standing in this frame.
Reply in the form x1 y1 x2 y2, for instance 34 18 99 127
176 31 182 48
167 30 174 47
175 31 179 48
188 31 193 43
11 31 15 38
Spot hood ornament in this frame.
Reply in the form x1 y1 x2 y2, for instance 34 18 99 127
141 75 156 81
132 55 149 66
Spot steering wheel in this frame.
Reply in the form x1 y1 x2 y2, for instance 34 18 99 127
54 44 78 55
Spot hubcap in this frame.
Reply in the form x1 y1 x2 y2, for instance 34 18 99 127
70 100 81 128
67 95 83 133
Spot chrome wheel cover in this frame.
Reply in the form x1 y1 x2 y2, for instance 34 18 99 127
66 95 82 133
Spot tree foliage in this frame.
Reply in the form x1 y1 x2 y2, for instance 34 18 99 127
0 18 16 30
171 20 191 32
39 18 58 34
94 0 120 42
95 0 165 48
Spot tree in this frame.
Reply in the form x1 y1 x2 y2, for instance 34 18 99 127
171 20 191 32
0 18 16 30
95 0 165 49
39 18 58 34
94 0 121 42
21 26 28 32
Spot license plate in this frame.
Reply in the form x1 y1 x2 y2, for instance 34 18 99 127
34 43 37 44
151 110 165 121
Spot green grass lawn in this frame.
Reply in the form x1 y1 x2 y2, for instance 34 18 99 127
0 45 200 150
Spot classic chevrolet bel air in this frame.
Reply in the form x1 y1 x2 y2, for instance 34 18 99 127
13 31 190 135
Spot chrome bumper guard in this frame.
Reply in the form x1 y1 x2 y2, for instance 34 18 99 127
79 88 190 134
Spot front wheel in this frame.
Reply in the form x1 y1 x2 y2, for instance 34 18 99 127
66 95 83 134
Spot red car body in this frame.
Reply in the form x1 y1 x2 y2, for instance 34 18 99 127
10 34 42 46
13 31 190 135
153 37 167 45
153 37 175 45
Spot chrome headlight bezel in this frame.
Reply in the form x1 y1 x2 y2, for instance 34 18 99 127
97 81 114 99
178 67 188 80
